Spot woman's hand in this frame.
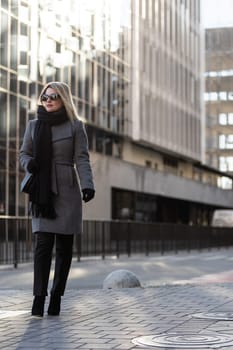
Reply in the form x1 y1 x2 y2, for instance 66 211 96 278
82 188 95 202
27 159 39 174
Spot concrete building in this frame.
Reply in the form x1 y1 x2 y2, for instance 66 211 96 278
1 0 233 227
205 27 233 189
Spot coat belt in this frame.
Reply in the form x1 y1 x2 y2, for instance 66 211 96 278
51 161 74 194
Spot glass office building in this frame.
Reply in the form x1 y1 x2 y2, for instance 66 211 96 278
1 0 233 226
131 0 204 161
0 0 131 217
205 27 233 189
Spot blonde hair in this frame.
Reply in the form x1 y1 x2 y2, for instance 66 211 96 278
38 81 79 122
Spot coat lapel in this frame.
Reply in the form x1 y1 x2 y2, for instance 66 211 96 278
52 121 73 142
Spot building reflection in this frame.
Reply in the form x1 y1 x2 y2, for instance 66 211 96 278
0 0 131 217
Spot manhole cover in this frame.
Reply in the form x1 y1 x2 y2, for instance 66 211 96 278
192 312 233 321
132 332 233 348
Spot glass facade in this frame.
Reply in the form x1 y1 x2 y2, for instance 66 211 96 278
0 0 131 217
205 27 233 189
1 0 233 226
131 0 203 161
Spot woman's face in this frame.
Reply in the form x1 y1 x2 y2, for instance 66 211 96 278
41 87 64 113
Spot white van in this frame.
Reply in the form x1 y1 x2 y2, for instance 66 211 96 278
211 209 233 227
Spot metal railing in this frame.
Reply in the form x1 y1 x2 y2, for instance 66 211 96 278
0 216 33 268
77 221 233 259
1 217 233 267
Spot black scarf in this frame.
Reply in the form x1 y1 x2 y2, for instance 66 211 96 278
30 105 69 219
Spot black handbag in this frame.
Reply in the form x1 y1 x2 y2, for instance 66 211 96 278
20 172 35 194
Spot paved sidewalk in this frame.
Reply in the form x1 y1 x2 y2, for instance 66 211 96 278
1 250 233 349
1 284 233 349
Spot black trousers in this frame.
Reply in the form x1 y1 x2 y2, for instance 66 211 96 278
33 232 74 297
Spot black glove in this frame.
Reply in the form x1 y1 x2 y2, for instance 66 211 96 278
27 159 39 174
82 188 95 203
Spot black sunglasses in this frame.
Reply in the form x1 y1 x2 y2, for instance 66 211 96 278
41 93 60 102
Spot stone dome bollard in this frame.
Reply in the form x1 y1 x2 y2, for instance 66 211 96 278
103 269 141 289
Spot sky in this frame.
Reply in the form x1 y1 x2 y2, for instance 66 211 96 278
201 0 233 28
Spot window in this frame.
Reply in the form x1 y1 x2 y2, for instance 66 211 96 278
228 92 233 101
163 156 178 174
145 160 152 167
209 92 218 101
217 176 233 190
1 12 8 66
209 71 217 77
219 92 227 100
229 113 233 125
10 73 17 92
204 92 218 101
218 113 233 125
219 135 233 149
112 188 158 222
219 135 225 149
221 70 233 77
0 172 5 214
219 113 227 125
0 69 7 89
219 156 233 171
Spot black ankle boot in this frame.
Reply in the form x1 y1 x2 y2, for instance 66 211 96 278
31 296 45 317
48 294 61 316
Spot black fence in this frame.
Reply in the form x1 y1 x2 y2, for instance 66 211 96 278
1 217 233 267
0 217 33 268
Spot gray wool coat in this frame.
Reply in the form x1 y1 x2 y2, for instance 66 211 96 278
19 118 94 235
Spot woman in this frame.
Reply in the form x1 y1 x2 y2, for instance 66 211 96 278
19 82 95 317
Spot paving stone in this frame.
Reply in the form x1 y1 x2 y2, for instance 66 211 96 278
1 263 233 349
